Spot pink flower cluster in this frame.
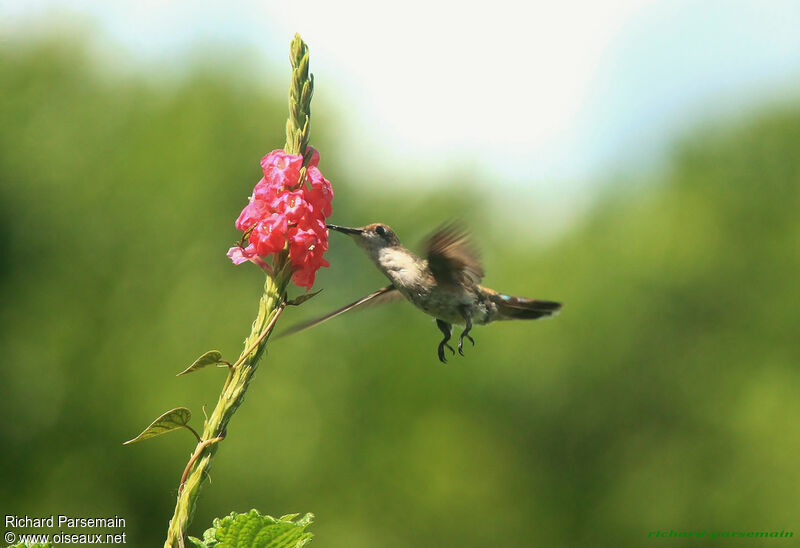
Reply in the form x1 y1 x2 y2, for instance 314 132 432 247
227 148 333 289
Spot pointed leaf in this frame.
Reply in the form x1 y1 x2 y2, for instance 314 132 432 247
177 350 225 376
194 509 314 548
287 289 322 306
124 407 192 445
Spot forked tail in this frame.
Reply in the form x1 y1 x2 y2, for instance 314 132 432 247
483 287 562 320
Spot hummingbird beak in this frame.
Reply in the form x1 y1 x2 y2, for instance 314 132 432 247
326 224 364 235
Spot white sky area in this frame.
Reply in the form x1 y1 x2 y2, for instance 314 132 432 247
2 0 799 232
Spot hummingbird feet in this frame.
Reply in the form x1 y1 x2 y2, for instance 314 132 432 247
457 307 475 356
457 332 475 356
436 319 456 363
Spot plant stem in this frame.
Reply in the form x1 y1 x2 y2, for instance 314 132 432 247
163 266 290 547
163 33 313 547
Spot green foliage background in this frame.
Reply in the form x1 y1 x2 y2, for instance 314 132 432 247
1 38 798 547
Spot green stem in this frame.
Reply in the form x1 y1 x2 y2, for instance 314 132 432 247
163 267 290 547
162 33 313 547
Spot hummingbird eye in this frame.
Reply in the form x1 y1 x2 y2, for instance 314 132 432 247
375 225 387 237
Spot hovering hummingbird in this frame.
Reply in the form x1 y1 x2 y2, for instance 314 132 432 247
283 222 562 363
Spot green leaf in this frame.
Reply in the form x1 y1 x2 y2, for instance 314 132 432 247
123 407 192 445
10 543 52 548
286 289 322 307
177 350 226 376
189 509 314 548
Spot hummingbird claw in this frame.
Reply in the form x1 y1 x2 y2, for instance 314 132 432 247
438 342 456 363
457 308 475 357
457 334 474 356
435 319 454 364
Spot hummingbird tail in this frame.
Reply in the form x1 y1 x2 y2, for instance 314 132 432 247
487 291 562 320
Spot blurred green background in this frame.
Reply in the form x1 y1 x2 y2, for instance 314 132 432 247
2 32 799 548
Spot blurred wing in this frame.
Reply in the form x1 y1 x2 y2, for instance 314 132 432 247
277 285 402 337
425 222 484 286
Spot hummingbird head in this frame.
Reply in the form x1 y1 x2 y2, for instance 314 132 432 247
327 223 424 283
326 223 401 253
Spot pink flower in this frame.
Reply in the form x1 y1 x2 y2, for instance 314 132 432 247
261 150 303 189
235 178 272 231
271 190 310 224
306 147 320 168
250 213 288 257
304 166 333 217
288 225 326 265
227 245 253 265
287 221 330 290
227 244 270 272
291 265 320 289
229 148 333 290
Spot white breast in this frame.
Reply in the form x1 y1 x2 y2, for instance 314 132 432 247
377 247 424 287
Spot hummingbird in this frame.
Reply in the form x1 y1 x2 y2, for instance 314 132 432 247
282 222 562 363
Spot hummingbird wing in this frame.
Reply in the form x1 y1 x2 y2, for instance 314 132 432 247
277 284 402 337
425 223 485 287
